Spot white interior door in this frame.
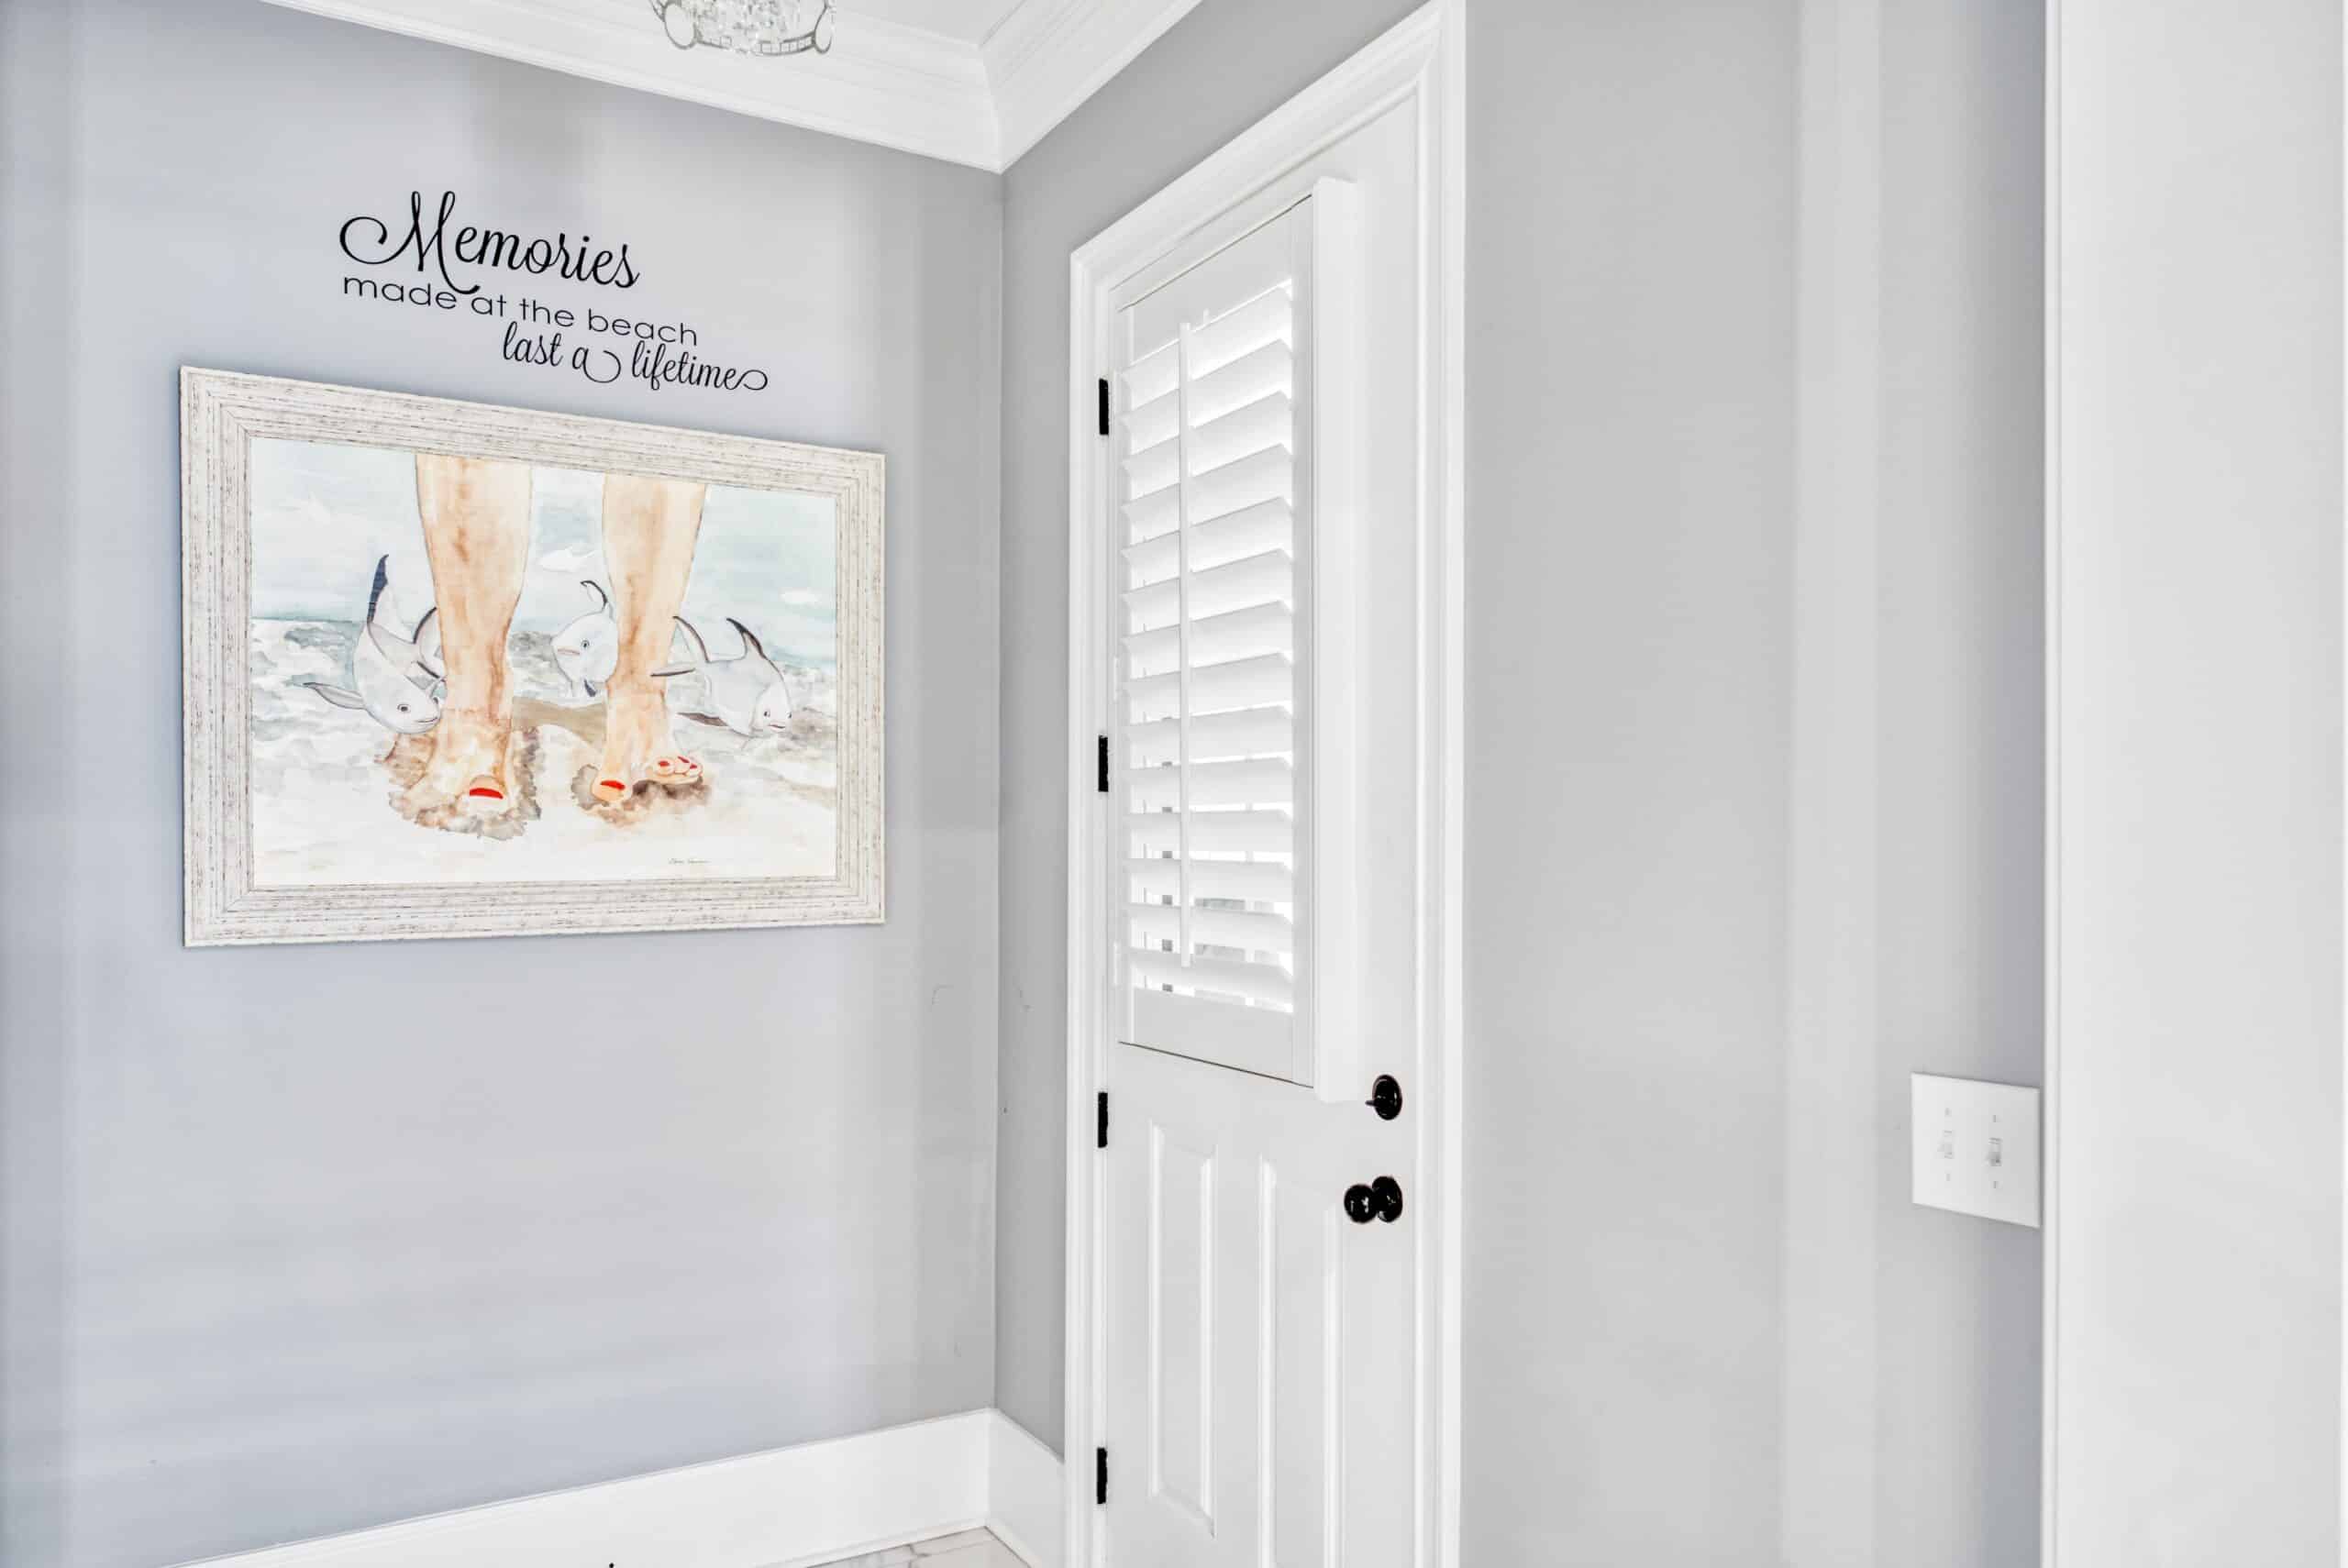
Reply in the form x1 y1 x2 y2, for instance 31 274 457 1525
1097 94 1423 1568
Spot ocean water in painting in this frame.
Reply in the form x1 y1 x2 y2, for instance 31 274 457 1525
246 437 840 886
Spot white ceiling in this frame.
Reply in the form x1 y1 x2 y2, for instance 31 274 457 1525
260 0 1207 171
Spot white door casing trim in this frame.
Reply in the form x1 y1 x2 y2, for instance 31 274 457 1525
1060 5 1468 1565
164 1408 1065 1568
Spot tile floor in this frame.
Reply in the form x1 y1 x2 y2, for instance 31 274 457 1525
801 1527 1028 1568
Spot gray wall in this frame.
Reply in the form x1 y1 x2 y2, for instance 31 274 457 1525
0 4 1002 1565
2050 1 2342 1561
1778 3 2047 1563
1463 0 1800 1555
999 2 2046 1562
1872 5 2045 1561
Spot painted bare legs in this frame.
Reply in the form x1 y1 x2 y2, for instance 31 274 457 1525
590 473 707 805
401 454 532 830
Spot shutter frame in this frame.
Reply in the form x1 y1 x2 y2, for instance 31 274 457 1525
1105 181 1364 1095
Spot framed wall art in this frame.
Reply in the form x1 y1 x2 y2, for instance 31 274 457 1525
182 368 883 944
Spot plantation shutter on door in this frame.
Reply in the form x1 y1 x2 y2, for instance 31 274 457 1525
1111 183 1363 1088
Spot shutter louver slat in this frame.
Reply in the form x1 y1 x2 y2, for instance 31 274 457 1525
1123 575 1181 628
1187 502 1291 572
1186 284 1291 378
1122 668 1180 709
1182 756 1293 807
1126 809 1291 856
1184 704 1292 759
1123 438 1180 501
1187 392 1292 477
1122 624 1181 673
1120 340 1180 406
1123 547 1292 638
1123 705 1291 766
1187 447 1291 527
1127 950 1293 1008
1125 387 1181 454
1128 903 1294 955
1199 548 1291 617
1185 652 1290 714
1155 600 1290 670
1186 339 1294 427
1132 657 1298 715
1127 857 1293 903
1121 716 1181 763
1127 756 1292 811
1123 486 1180 544
1122 531 1181 587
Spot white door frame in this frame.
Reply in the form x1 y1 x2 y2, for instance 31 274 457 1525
1060 4 1468 1564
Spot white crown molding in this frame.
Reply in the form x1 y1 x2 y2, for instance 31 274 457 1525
983 0 1206 167
256 0 1203 172
256 0 1002 169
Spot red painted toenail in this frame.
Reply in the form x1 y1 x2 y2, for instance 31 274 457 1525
468 787 503 800
599 778 625 790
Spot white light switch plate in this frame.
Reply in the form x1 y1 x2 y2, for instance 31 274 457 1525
1911 1073 2041 1228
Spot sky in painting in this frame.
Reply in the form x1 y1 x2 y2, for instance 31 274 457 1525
248 437 839 663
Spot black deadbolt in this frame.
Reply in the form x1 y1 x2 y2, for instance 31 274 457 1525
1367 1075 1404 1121
1344 1176 1405 1224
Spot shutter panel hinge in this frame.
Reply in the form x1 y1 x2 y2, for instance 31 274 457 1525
1096 1446 1110 1505
1098 378 1111 437
1097 734 1111 794
1097 1090 1109 1149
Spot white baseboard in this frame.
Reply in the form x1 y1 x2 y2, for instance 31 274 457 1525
983 1412 1065 1568
172 1408 1066 1568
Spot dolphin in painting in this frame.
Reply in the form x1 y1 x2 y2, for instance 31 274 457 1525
303 555 444 735
653 616 794 736
551 580 618 701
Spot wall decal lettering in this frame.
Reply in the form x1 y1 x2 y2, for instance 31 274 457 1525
334 190 770 396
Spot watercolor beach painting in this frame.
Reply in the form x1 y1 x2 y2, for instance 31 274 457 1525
183 370 883 944
249 439 839 884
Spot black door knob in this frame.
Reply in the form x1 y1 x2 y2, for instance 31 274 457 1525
1366 1075 1404 1121
1344 1176 1405 1224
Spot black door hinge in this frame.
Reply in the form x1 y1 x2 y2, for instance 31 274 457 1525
1096 1446 1110 1505
1098 378 1111 437
1097 734 1111 794
1097 1090 1110 1149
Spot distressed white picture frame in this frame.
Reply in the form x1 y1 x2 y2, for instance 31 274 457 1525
182 367 884 946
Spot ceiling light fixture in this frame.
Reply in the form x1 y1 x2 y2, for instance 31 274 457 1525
652 0 836 57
